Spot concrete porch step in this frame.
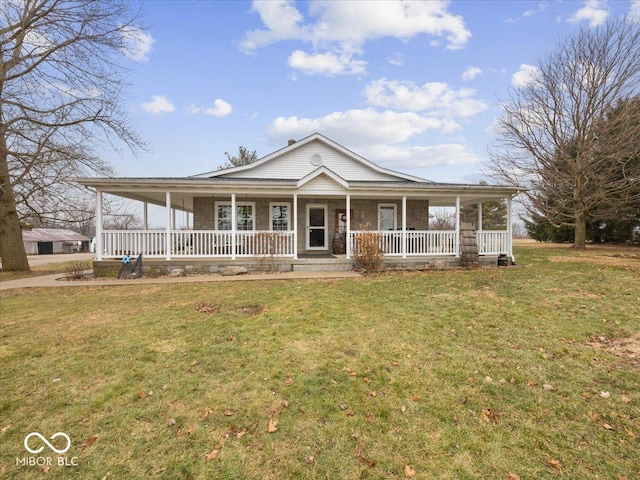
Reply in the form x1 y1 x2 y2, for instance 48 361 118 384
292 260 353 272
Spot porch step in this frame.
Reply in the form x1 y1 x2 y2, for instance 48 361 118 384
292 260 353 272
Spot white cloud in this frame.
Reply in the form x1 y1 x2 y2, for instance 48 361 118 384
240 0 471 75
120 26 155 62
268 109 455 147
359 143 481 168
287 50 366 76
511 64 539 88
364 78 488 118
189 99 233 117
141 95 175 114
631 0 640 22
462 66 483 81
388 53 404 67
568 0 609 27
522 2 547 18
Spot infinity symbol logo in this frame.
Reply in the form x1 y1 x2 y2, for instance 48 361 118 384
24 432 71 454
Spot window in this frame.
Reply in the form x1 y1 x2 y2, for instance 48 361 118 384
378 204 397 230
215 202 255 231
270 203 290 231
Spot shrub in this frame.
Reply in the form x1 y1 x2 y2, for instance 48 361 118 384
352 215 385 272
64 261 92 280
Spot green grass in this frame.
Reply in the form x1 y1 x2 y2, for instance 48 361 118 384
1 244 639 479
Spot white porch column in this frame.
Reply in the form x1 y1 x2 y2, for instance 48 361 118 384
455 196 461 257
165 192 172 260
507 195 513 261
345 194 351 258
143 202 148 230
477 202 483 231
292 194 298 259
172 208 176 230
401 195 407 258
231 193 237 260
95 189 103 260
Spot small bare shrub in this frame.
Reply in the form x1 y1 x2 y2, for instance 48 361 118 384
352 214 385 272
65 261 92 280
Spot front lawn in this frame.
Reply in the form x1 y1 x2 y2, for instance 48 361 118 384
1 244 638 479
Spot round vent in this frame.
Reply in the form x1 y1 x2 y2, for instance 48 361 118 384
310 153 322 166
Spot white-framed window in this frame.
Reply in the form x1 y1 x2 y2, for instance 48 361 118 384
269 202 291 231
378 204 397 230
215 202 255 231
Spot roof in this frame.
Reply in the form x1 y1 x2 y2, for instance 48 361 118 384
22 228 91 243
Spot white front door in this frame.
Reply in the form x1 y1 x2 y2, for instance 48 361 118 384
306 204 327 250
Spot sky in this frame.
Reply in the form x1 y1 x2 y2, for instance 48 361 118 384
109 0 640 186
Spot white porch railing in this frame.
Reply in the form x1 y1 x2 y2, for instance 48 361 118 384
476 230 509 254
100 229 508 259
101 230 295 258
349 230 458 256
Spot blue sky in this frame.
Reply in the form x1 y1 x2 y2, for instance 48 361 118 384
112 0 640 185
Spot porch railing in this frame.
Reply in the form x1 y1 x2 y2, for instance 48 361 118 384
100 229 509 259
476 230 509 254
100 230 295 258
349 230 458 256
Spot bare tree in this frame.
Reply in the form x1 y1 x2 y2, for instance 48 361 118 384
429 209 455 230
1 0 147 271
490 17 640 248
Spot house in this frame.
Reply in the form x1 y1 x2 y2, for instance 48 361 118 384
21 227 91 255
76 133 522 276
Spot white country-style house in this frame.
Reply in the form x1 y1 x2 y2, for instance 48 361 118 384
77 133 522 275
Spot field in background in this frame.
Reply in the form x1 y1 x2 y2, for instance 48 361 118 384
1 243 638 479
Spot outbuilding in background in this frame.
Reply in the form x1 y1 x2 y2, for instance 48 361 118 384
21 227 91 255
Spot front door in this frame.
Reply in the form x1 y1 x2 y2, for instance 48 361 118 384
306 204 327 250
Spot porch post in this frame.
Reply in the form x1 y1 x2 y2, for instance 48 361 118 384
165 192 172 260
143 202 148 230
172 208 176 230
401 195 407 258
231 193 237 260
95 189 103 260
293 193 298 259
455 196 461 257
345 194 351 258
507 195 513 261
477 202 483 231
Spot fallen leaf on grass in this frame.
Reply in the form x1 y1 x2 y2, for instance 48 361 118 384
507 473 521 480
1 425 11 434
205 448 219 461
600 391 611 399
136 391 146 399
81 435 98 447
224 409 234 416
284 378 294 387
354 444 376 467
621 396 631 404
527 380 537 387
283 400 289 408
42 465 51 473
602 423 614 430
546 458 561 470
166 419 176 427
542 384 555 391
482 408 500 423
268 419 278 433
588 411 601 422
404 465 415 477
204 409 213 419
369 391 377 397
236 429 247 439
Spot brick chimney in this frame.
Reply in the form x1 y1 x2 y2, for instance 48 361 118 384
288 138 296 146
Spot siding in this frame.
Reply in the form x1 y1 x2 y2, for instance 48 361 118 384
223 140 402 182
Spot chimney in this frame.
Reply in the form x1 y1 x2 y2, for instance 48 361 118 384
288 138 296 146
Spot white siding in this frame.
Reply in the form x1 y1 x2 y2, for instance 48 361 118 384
298 174 347 195
223 140 401 182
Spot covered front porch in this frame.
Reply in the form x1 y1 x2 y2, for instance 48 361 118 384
91 187 515 274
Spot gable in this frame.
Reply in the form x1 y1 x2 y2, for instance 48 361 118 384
193 134 428 183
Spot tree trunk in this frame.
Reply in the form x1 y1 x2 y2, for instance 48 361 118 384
0 139 31 271
573 209 587 249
